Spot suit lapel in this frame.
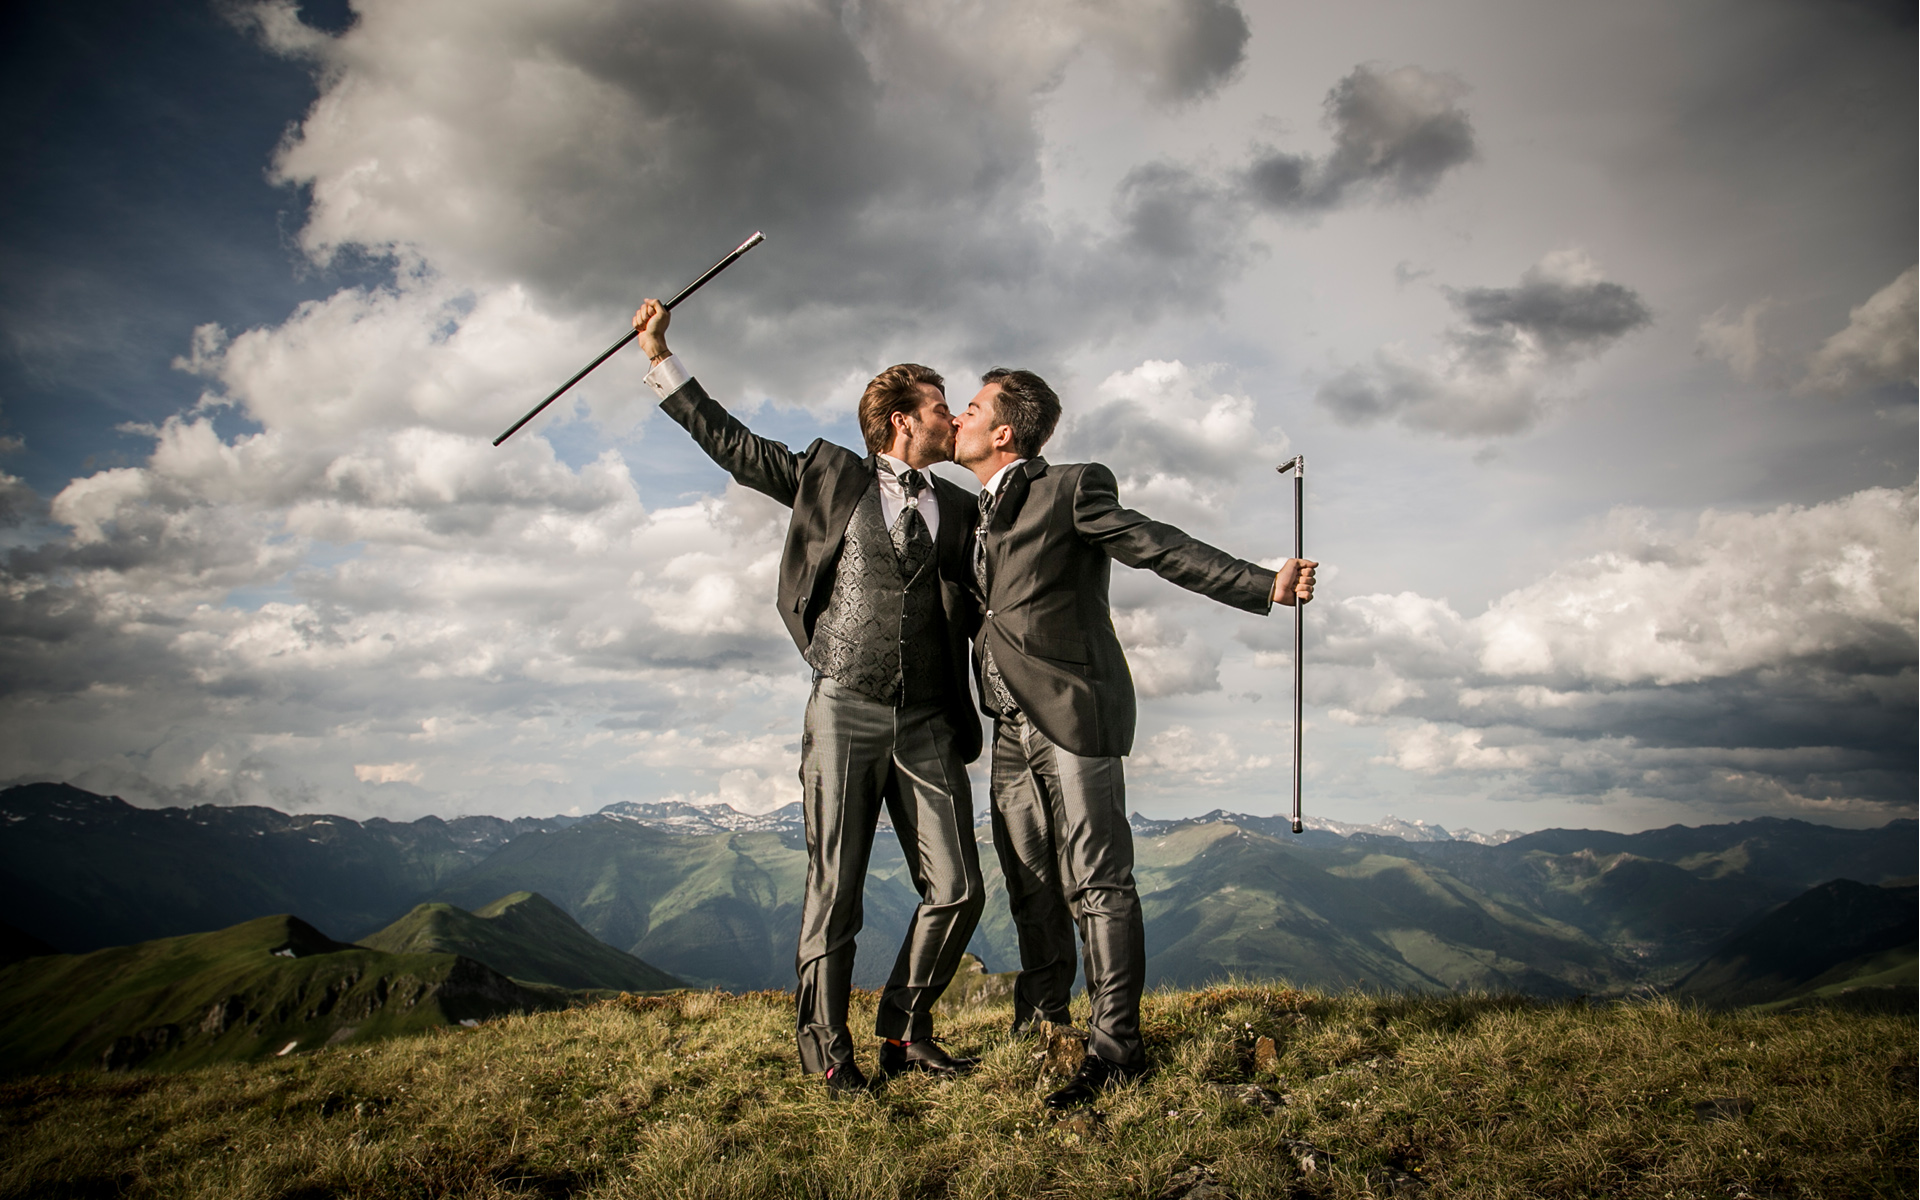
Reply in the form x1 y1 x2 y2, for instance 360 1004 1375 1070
982 458 1045 595
812 454 877 579
992 458 1041 533
932 477 965 566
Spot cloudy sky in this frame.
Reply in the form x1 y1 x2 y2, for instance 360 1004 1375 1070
2 0 1913 834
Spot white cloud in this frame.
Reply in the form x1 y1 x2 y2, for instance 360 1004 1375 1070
354 761 424 785
1471 489 1915 687
1696 298 1772 383
1249 485 1917 813
1132 724 1273 786
1054 359 1288 527
1801 266 1918 397
1112 606 1222 698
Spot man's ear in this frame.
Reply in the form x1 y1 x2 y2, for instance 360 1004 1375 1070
992 423 1014 451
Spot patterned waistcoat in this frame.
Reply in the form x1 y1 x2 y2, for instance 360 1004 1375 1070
803 479 950 707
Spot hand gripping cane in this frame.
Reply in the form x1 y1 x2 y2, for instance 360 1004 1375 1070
494 231 766 447
1277 456 1306 833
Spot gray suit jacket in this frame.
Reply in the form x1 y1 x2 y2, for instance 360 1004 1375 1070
661 379 984 763
975 458 1277 758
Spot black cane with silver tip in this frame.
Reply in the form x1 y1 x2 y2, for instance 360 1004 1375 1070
1277 455 1305 834
494 231 766 447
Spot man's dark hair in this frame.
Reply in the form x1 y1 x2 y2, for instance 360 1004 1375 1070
980 367 1060 457
858 363 945 454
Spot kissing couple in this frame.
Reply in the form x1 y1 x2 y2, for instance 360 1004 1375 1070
630 300 1315 1107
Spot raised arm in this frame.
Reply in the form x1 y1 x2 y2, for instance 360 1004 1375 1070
1070 462 1281 615
635 300 804 507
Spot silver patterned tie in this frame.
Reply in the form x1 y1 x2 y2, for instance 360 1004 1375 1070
890 467 933 575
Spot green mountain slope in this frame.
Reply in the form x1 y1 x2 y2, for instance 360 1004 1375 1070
360 892 683 992
1674 879 1918 1008
0 915 570 1076
1130 824 1627 994
1499 818 1919 888
433 821 929 989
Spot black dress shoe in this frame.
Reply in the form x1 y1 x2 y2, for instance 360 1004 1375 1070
878 1038 979 1079
822 1060 873 1098
1044 1052 1143 1109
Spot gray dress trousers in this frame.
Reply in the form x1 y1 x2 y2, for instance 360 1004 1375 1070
987 710 1145 1070
795 676 985 1074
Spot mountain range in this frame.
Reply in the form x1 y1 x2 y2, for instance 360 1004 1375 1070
2 782 1912 1003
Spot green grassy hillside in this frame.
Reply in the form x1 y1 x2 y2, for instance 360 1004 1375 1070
437 822 930 990
0 915 573 1077
1675 880 1917 1008
1132 824 1625 994
0 984 1909 1199
360 892 683 992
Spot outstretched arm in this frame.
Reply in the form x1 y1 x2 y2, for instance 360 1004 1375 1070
1072 463 1312 613
633 301 804 507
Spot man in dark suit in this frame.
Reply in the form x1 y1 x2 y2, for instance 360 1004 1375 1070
631 300 986 1095
952 367 1316 1108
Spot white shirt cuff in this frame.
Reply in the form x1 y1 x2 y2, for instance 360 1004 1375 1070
644 354 692 400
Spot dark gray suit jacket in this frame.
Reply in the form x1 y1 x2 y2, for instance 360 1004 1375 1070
661 379 985 763
974 458 1277 759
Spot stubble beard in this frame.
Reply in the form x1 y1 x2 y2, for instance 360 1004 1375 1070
916 421 957 465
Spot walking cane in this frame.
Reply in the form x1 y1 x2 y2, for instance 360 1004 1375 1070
493 231 766 447
1277 456 1306 834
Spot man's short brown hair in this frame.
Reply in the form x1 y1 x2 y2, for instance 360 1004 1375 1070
981 368 1060 458
858 363 945 454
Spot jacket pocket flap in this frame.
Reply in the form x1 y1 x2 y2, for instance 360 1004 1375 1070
1019 631 1090 664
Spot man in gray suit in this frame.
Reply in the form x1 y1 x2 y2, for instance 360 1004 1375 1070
631 300 986 1095
952 367 1316 1108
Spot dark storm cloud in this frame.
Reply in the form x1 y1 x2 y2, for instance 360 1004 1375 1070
0 473 43 528
1316 252 1651 437
1110 163 1252 312
1447 276 1653 360
1244 64 1476 213
245 0 1264 400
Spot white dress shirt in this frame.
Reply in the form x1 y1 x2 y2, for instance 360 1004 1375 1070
645 354 939 539
875 452 940 540
643 353 692 399
982 458 1028 501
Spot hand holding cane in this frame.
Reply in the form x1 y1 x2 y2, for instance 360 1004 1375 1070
494 231 765 447
1277 456 1310 833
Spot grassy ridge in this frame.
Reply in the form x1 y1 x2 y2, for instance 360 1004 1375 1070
0 916 570 1076
361 893 684 993
0 985 1910 1199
